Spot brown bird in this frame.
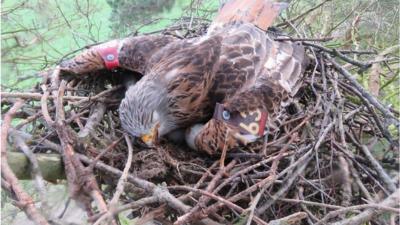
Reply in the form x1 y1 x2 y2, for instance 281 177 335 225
60 0 308 154
60 34 177 74
118 0 293 147
185 39 308 155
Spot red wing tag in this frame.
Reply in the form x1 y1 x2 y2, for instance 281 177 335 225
96 40 120 70
213 103 268 137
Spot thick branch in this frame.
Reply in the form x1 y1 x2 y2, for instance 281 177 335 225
329 189 400 225
1 100 50 225
327 56 398 125
7 152 65 181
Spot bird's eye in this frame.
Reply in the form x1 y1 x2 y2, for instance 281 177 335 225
222 110 230 120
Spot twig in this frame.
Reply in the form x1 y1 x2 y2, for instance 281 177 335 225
6 130 191 218
327 55 398 125
182 148 313 224
1 99 50 225
338 154 352 207
214 151 293 195
87 137 124 170
12 133 49 214
339 81 395 145
93 136 133 225
303 42 371 69
359 145 397 193
297 186 319 223
274 37 333 42
246 135 297 225
320 189 400 225
71 85 123 106
338 49 377 55
170 186 269 225
1 85 122 103
1 91 88 101
76 153 191 213
268 212 308 225
40 85 54 126
78 102 106 141
15 106 55 129
176 160 237 225
255 153 313 215
277 0 332 27
90 196 159 222
347 158 373 201
53 79 112 221
278 198 343 209
106 135 133 219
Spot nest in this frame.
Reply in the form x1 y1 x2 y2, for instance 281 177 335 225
1 20 399 225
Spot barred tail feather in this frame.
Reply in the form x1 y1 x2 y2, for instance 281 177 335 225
263 39 309 97
210 0 288 32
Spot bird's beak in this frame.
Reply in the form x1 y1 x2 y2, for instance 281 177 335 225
140 123 160 147
141 133 155 146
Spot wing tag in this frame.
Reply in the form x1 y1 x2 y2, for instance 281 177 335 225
213 103 267 136
96 40 120 70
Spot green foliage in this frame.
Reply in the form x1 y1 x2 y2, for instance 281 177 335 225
118 213 135 225
105 0 219 37
281 0 400 111
1 0 219 89
1 0 113 89
106 0 177 36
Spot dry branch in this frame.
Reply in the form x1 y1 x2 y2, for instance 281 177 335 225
1 100 50 225
329 189 400 225
7 152 65 181
2 17 399 225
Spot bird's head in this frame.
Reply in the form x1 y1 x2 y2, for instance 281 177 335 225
119 81 169 147
59 40 121 74
186 103 268 154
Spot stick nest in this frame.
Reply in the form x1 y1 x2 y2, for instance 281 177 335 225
2 20 399 225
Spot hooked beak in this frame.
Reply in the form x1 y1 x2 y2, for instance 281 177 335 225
140 123 160 147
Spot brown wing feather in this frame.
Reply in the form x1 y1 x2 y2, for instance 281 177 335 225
262 39 308 96
59 34 177 74
211 0 287 31
192 39 309 155
144 35 223 127
207 24 268 103
146 25 272 130
119 34 177 73
194 119 240 155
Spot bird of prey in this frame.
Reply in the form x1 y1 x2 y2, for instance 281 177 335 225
60 0 308 155
60 34 177 75
186 39 308 155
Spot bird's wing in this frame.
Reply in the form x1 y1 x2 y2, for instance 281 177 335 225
118 35 178 73
261 38 309 97
190 40 309 155
191 81 283 155
226 38 309 114
190 119 240 155
59 34 177 74
209 0 287 33
145 35 223 126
